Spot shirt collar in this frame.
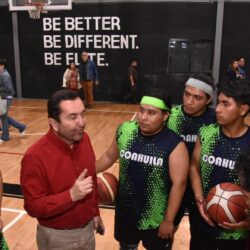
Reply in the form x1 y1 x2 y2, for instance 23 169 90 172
46 128 80 151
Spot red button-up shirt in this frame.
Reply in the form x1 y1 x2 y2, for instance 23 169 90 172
21 129 99 229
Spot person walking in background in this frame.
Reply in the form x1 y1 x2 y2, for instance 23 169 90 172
0 58 26 144
96 90 189 250
124 59 138 104
226 59 243 80
62 61 80 92
21 89 104 250
237 57 247 79
79 52 99 109
190 79 250 250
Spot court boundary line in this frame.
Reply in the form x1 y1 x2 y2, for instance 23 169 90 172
2 207 27 232
11 105 137 114
9 132 46 136
130 112 137 121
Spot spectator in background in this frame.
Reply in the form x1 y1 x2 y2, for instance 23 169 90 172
237 57 247 79
79 52 99 109
124 59 138 104
0 58 26 144
62 61 80 92
226 59 243 80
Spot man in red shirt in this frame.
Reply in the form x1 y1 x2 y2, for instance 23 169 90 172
21 89 104 250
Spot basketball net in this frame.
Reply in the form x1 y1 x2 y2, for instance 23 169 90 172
25 2 46 19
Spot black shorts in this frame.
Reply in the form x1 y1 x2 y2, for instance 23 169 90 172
175 182 195 225
115 221 172 250
190 229 248 250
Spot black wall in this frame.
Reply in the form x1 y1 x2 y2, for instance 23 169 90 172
1 2 250 103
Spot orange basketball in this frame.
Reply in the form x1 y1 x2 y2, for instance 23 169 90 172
97 172 118 205
206 182 247 224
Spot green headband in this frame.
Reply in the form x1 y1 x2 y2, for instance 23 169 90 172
140 96 169 111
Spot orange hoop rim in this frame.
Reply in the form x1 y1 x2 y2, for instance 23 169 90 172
25 2 44 10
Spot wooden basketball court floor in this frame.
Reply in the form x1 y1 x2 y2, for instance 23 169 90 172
0 98 196 249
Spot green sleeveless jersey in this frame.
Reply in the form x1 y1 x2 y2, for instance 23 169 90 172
196 124 250 240
115 121 182 230
167 105 215 156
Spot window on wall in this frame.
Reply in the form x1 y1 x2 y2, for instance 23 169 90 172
167 39 213 73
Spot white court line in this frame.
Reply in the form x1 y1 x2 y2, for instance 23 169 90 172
12 106 46 110
10 132 46 136
87 109 135 114
11 106 136 114
130 112 137 121
8 107 137 137
1 208 27 232
2 208 26 213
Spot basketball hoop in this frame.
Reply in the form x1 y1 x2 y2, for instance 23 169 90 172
25 2 45 19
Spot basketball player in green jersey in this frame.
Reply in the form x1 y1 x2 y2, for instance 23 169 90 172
190 79 250 250
167 73 215 156
167 73 215 246
96 91 189 250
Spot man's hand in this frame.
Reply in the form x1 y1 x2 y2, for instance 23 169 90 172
95 80 99 85
196 197 215 227
70 169 93 202
158 220 174 239
219 209 250 230
219 219 250 230
93 216 105 235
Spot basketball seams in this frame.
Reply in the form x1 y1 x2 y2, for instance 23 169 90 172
206 183 247 223
97 173 115 202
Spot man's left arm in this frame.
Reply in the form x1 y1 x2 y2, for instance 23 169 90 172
158 141 189 239
92 172 105 235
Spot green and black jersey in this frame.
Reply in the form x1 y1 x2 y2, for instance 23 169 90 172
194 124 250 240
167 105 216 156
115 121 182 230
0 233 9 250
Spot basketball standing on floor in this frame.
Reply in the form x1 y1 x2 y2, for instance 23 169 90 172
21 90 104 250
96 91 189 250
190 79 250 250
